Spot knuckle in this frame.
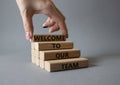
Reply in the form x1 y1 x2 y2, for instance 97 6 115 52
20 9 27 15
59 15 66 23
46 1 52 9
23 22 29 28
21 8 34 17
62 15 66 21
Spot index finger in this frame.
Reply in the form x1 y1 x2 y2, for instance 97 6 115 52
59 22 68 38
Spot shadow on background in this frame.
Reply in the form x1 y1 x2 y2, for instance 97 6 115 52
86 54 120 67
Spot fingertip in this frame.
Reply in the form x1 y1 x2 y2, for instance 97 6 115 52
65 34 69 38
42 22 49 28
59 22 68 38
63 33 68 38
26 32 33 40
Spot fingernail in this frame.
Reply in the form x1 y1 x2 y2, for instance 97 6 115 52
43 26 48 28
26 32 32 40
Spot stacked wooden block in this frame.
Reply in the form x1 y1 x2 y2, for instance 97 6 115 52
31 34 88 72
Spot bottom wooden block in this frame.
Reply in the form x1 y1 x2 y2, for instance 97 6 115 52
45 58 88 72
35 56 40 66
31 54 36 64
40 60 44 69
31 43 36 64
31 49 40 66
31 49 36 64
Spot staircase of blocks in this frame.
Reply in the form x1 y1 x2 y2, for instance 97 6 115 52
31 34 88 72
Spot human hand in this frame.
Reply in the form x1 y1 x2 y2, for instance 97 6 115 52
16 0 68 40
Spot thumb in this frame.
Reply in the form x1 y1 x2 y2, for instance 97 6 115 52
21 13 34 40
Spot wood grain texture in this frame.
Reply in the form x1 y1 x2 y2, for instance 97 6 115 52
31 43 35 50
31 43 40 65
45 58 88 72
34 41 73 51
31 34 66 42
31 43 35 64
31 54 35 64
40 49 80 60
40 60 44 69
33 50 40 66
36 56 40 66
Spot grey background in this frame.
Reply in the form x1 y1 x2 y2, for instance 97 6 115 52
0 0 120 85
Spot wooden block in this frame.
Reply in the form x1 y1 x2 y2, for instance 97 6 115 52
31 34 66 42
33 50 40 66
31 50 38 64
33 50 39 57
31 43 35 63
31 49 34 63
34 41 73 51
40 49 80 60
31 47 40 65
31 42 38 64
31 43 35 64
31 54 36 64
40 60 44 69
36 56 40 66
31 52 36 64
31 50 35 56
45 58 88 72
31 46 35 55
31 42 35 50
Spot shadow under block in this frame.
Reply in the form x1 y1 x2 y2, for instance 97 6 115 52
45 58 88 72
40 49 80 60
34 41 73 51
31 34 66 42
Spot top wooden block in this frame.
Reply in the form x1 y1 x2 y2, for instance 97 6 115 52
31 34 66 42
